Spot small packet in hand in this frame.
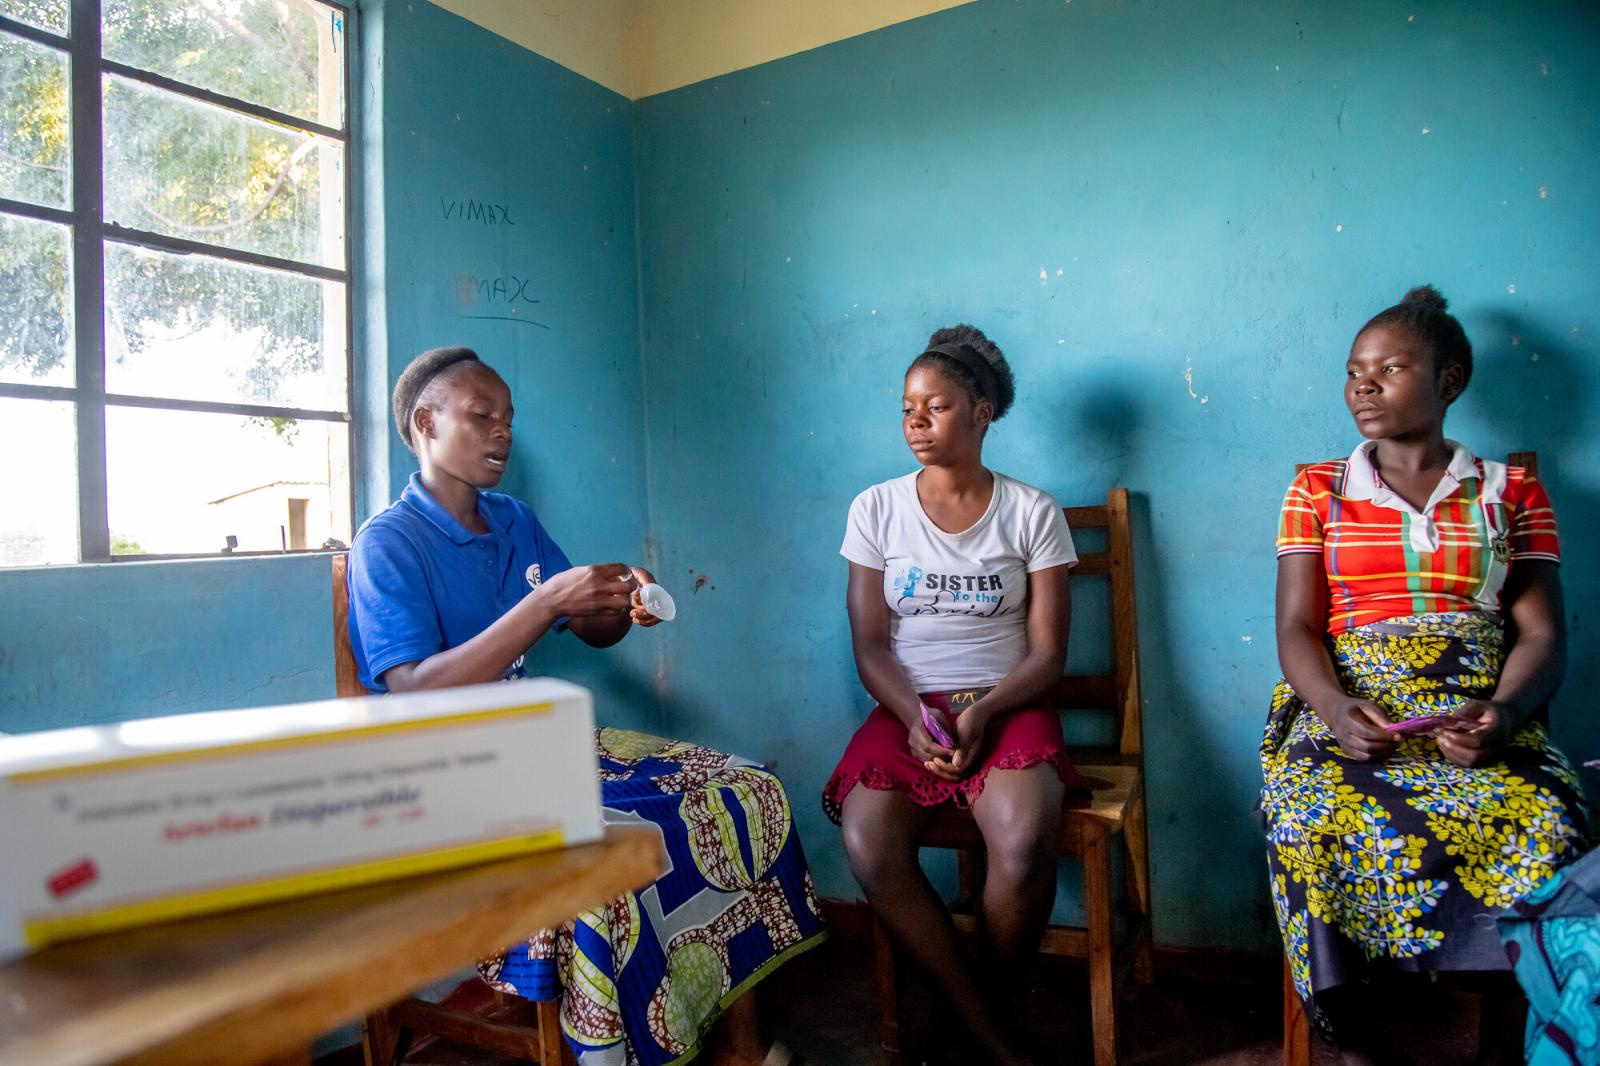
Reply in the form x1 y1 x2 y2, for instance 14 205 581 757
920 701 955 747
1383 714 1460 735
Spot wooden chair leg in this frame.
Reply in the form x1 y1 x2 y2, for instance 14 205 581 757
873 916 903 1054
1282 957 1311 1066
536 998 575 1066
1085 832 1118 1066
1122 783 1154 983
362 1007 404 1066
955 846 984 912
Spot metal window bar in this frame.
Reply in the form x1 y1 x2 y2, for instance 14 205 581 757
0 0 356 563
0 11 67 49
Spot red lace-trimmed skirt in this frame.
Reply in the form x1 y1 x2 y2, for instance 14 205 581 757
822 689 1090 824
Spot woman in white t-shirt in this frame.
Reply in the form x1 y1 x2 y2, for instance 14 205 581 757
823 324 1087 1064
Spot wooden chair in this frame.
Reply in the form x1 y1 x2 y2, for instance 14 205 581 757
1279 452 1538 1066
873 487 1152 1066
329 555 576 1066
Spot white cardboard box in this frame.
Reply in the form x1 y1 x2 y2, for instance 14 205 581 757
0 678 602 959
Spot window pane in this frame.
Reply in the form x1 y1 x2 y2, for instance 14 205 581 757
0 212 73 385
106 406 350 555
0 398 77 566
0 29 70 208
103 74 344 268
105 243 347 411
103 0 344 128
0 0 67 36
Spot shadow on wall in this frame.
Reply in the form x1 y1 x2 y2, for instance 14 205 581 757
1061 379 1148 491
1055 365 1285 946
1469 310 1598 761
1130 488 1279 945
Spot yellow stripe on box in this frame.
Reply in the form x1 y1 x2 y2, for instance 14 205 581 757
12 703 554 784
23 827 567 949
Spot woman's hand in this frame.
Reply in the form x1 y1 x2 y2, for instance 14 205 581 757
1325 699 1398 762
539 563 637 617
1435 700 1509 767
946 709 989 780
628 566 664 627
908 716 956 776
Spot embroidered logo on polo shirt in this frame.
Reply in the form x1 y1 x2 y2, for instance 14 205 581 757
526 564 542 588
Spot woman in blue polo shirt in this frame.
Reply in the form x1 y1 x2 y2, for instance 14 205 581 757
347 348 823 1066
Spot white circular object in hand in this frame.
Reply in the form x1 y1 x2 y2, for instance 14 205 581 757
638 582 677 622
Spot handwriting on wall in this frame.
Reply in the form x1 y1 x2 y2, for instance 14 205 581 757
456 274 539 305
454 273 549 329
440 197 515 225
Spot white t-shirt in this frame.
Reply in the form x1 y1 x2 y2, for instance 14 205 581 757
840 470 1078 691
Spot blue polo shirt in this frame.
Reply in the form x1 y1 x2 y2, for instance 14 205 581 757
347 473 573 692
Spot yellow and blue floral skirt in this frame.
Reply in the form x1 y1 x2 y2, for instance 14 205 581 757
479 728 827 1066
1259 612 1588 1029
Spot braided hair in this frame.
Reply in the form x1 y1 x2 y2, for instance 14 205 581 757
908 323 1017 421
391 346 484 451
1359 285 1473 393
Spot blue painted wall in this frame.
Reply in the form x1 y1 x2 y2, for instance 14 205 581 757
632 0 1600 947
371 0 659 728
4 0 1597 954
0 0 660 736
0 556 333 730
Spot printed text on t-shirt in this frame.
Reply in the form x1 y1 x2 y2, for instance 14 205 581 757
895 566 1008 615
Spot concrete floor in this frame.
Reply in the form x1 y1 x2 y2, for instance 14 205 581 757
344 932 1492 1065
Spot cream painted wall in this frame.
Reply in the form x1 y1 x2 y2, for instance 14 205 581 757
629 0 978 99
427 0 633 97
430 0 979 99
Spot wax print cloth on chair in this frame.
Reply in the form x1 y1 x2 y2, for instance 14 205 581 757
1499 843 1600 1065
479 728 827 1066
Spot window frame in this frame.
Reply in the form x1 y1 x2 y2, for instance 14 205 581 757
0 0 355 564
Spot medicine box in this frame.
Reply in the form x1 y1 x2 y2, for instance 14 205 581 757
0 677 601 958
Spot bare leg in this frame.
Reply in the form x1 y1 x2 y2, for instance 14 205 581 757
841 786 1036 1064
969 765 1064 965
706 991 766 1066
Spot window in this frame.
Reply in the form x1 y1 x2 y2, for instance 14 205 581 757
0 0 352 566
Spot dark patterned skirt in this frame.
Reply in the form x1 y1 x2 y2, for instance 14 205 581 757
479 728 827 1066
1258 612 1589 1027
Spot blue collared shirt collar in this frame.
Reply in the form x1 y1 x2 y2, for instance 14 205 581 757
401 472 508 545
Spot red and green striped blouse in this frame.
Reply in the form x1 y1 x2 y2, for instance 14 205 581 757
1276 441 1560 635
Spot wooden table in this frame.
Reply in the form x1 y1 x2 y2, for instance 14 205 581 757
0 826 665 1066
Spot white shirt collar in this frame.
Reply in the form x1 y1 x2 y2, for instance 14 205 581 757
1343 438 1480 516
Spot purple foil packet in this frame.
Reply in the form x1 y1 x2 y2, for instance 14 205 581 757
920 701 955 747
1384 714 1460 735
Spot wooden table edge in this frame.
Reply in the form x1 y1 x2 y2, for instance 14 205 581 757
0 825 665 1066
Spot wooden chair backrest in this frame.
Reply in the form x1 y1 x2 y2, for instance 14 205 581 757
331 554 368 697
1057 487 1143 763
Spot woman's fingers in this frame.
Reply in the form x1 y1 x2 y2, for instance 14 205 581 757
1352 702 1392 735
1336 703 1395 761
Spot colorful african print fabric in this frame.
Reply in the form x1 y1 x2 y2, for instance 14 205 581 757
478 728 827 1066
1259 612 1588 1028
1498 844 1600 1066
1276 442 1559 634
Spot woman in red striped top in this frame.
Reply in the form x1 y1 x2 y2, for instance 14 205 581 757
1260 286 1587 1065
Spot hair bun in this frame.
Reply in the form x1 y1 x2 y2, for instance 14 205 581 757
1399 285 1449 313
